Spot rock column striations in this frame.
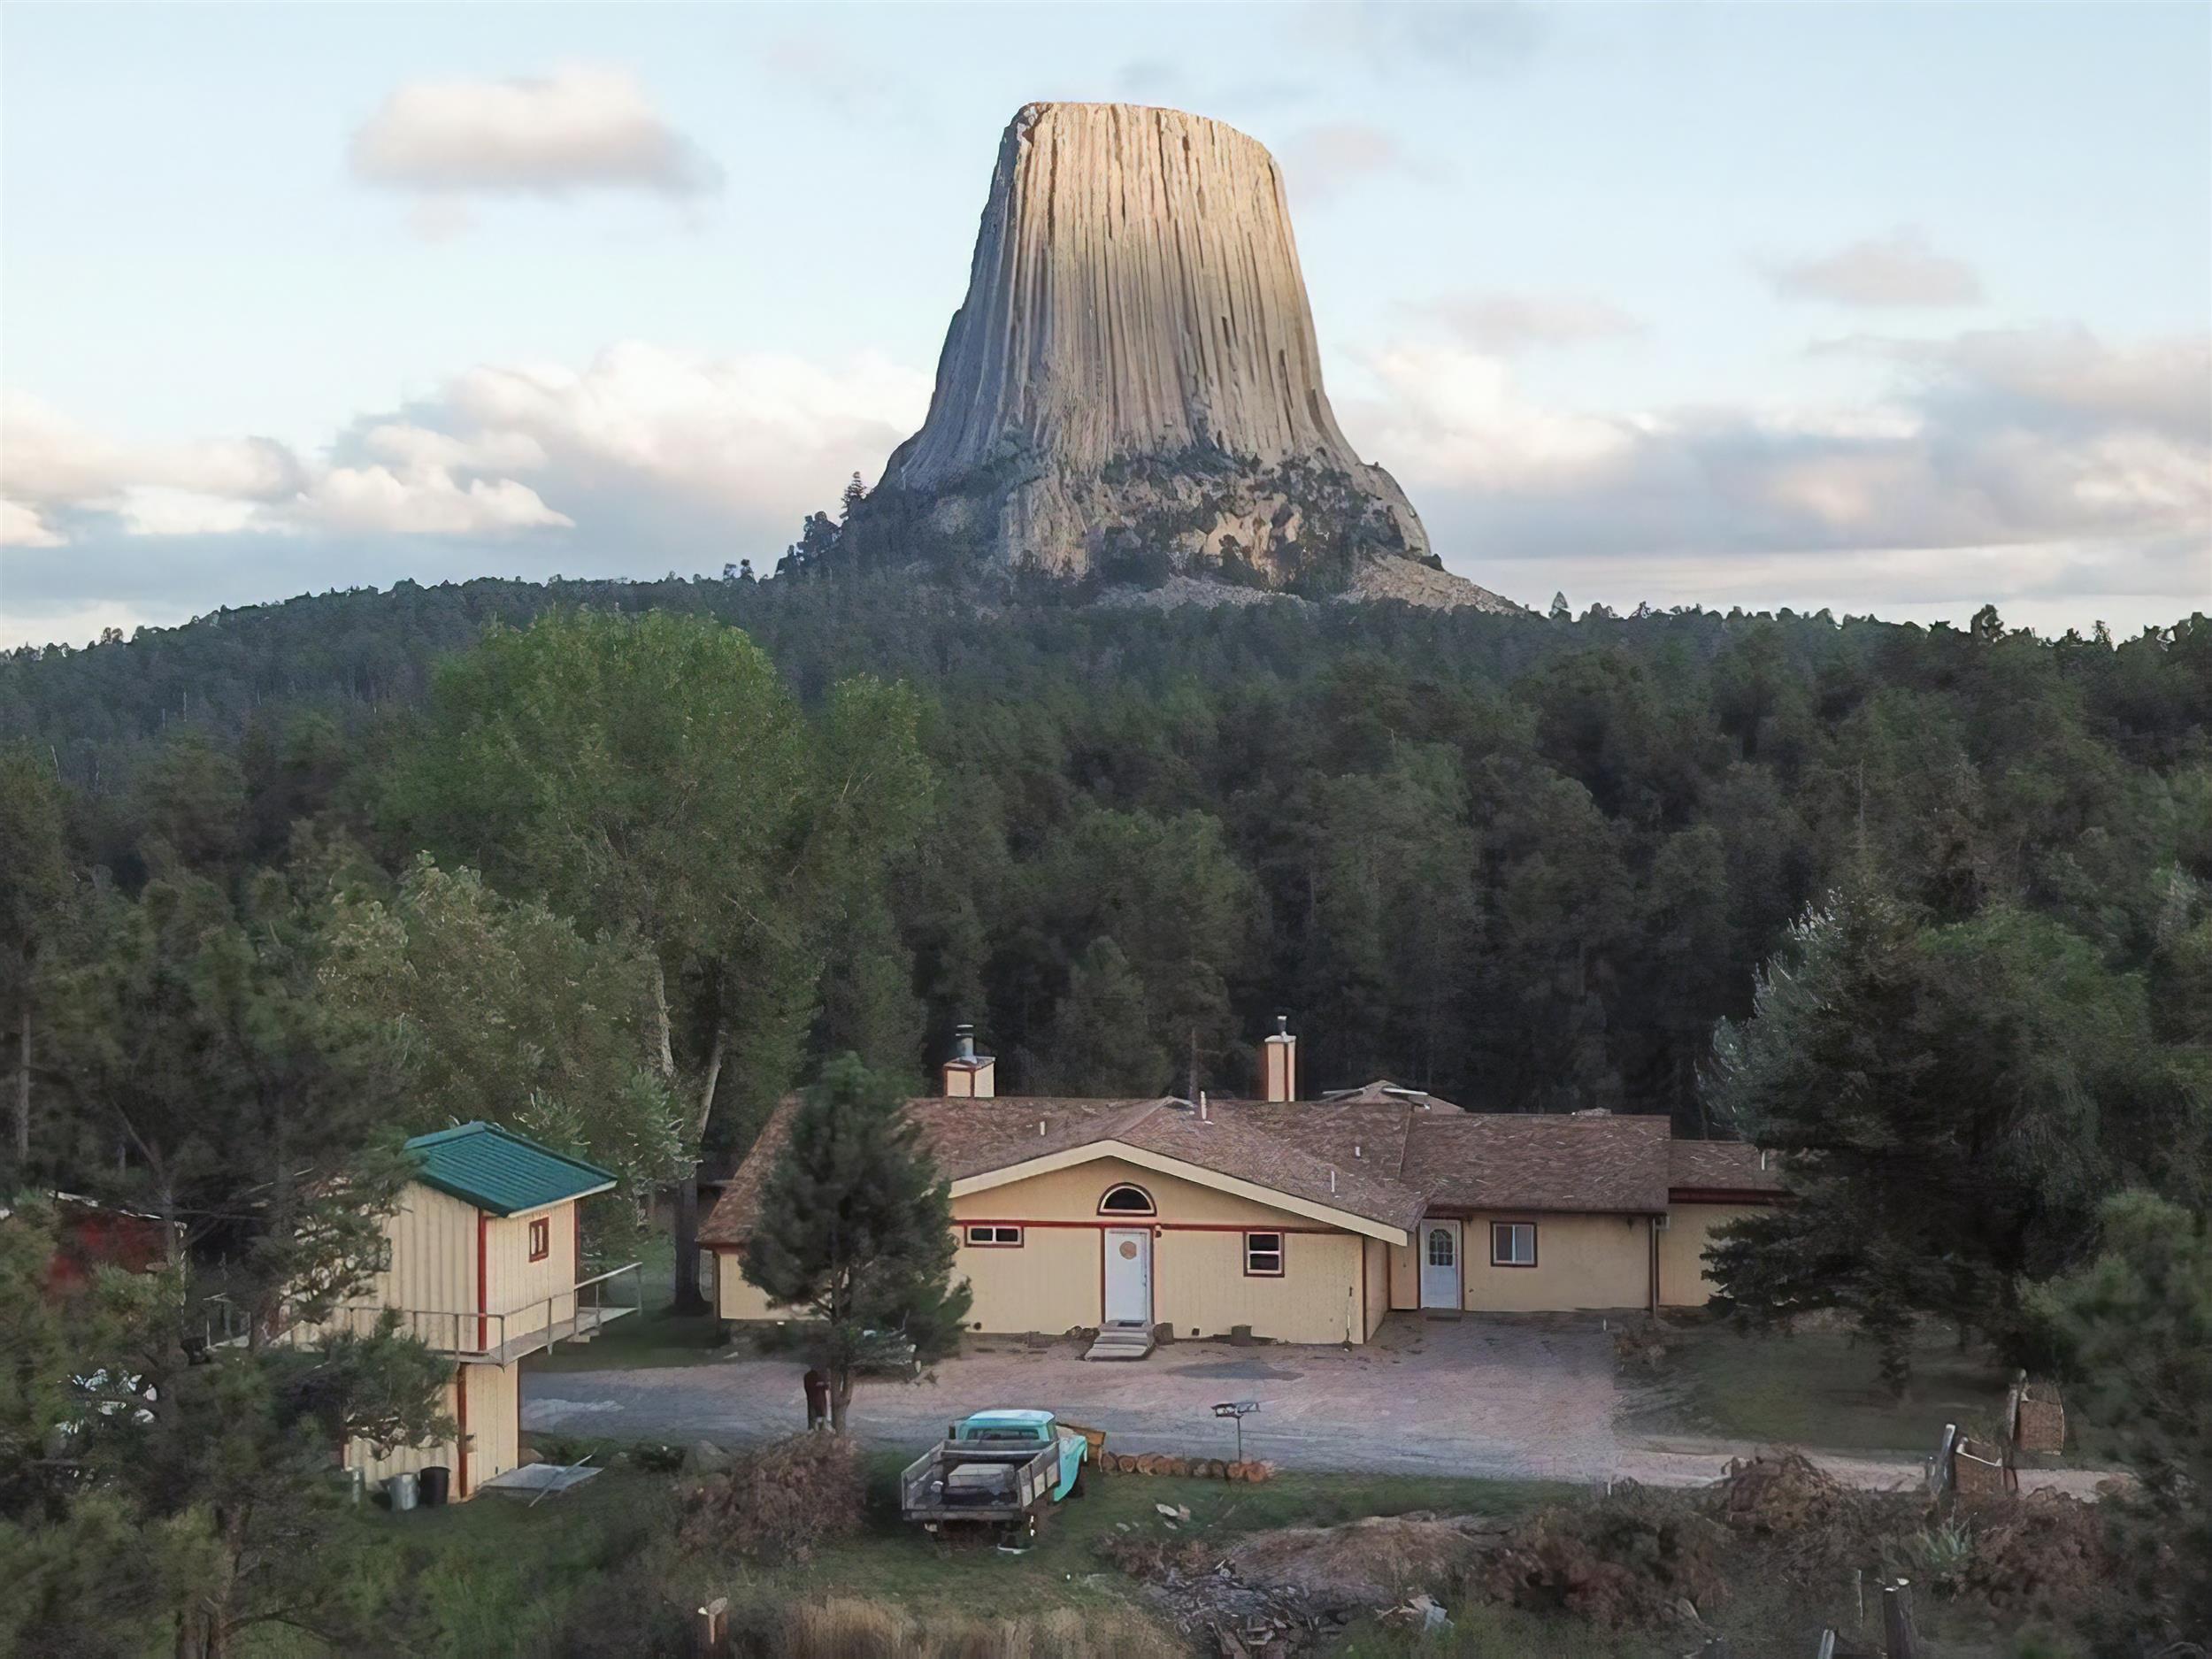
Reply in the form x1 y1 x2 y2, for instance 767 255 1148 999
860 103 1440 589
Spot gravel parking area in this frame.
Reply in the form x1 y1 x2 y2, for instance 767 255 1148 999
521 1312 2113 1495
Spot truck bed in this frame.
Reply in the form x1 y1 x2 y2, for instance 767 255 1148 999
900 1441 1056 1524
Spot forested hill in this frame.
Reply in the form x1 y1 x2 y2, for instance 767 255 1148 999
4 572 2208 1134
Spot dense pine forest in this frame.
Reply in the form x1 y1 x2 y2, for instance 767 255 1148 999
7 576 2209 1154
8 574 2212 1648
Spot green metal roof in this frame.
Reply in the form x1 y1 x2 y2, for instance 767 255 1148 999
403 1122 617 1217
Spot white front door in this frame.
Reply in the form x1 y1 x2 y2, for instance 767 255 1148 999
1419 1220 1463 1310
1103 1228 1152 1325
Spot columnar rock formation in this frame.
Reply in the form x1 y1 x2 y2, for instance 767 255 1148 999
856 103 1454 593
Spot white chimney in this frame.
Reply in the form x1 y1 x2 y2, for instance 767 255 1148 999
941 1023 996 1099
1262 1015 1298 1103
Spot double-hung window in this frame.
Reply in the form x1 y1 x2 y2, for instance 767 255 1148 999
1490 1221 1537 1268
527 1217 550 1262
1243 1232 1285 1276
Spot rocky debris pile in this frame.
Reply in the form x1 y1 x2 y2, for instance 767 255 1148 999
1477 1481 1731 1629
1225 1511 1509 1610
1340 556 1522 614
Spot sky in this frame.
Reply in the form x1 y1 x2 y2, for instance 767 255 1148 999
2 0 2208 649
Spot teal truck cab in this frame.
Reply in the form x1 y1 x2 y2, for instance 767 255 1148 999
899 1409 1096 1537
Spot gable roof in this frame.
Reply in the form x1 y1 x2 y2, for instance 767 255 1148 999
404 1122 616 1217
1405 1114 1673 1214
1668 1138 1786 1197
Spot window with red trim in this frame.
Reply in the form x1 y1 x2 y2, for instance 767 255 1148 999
964 1225 1024 1248
1490 1221 1537 1267
528 1217 550 1262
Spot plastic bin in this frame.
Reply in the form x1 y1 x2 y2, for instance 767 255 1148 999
418 1464 450 1507
384 1471 419 1513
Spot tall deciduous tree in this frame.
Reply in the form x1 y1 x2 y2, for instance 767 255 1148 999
320 855 685 1244
0 743 70 1177
741 1056 970 1431
391 611 932 1310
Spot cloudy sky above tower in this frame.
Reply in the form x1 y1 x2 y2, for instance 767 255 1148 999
3 1 2206 648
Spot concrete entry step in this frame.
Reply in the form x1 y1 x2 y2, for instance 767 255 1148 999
1085 1324 1156 1362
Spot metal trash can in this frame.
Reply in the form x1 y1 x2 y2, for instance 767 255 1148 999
384 1471 419 1513
418 1464 450 1508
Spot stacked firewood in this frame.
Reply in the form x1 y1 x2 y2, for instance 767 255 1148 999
1097 1451 1276 1481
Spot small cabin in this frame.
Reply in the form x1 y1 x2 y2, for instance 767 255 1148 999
303 1122 637 1500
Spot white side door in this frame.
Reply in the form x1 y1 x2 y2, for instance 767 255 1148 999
1418 1220 1463 1310
1103 1227 1153 1325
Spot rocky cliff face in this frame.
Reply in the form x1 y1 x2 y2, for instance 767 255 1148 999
856 103 1445 593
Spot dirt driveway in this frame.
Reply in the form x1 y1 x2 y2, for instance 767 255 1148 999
520 1314 2108 1495
530 1316 1624 1482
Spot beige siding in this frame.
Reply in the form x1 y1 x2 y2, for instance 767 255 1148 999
346 1361 518 1502
461 1361 520 1491
1386 1239 1417 1310
955 1156 1332 1229
1659 1203 1763 1307
956 1225 1101 1333
1362 1234 1388 1339
483 1201 580 1343
292 1181 476 1349
1156 1228 1363 1346
715 1247 793 1322
1459 1211 1651 1312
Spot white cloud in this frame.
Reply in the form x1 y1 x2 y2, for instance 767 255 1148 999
1347 322 2210 620
0 497 64 548
349 66 722 198
3 342 930 563
1764 227 1985 308
1408 291 1643 353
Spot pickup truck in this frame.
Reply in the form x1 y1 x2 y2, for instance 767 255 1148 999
899 1409 1095 1539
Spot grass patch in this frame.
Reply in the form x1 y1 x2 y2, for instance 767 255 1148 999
1627 1321 2011 1454
534 1233 731 1372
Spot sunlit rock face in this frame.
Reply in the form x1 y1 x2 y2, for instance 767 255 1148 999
859 103 1448 593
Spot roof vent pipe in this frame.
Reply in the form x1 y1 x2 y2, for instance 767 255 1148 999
1329 1167 1337 1194
954 1023 976 1063
1039 1119 1046 1137
1198 1091 1209 1123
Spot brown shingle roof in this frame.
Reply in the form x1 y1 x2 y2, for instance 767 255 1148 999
700 1094 1755 1249
1668 1139 1786 1195
1404 1114 1673 1214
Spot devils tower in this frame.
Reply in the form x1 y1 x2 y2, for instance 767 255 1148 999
851 103 1470 596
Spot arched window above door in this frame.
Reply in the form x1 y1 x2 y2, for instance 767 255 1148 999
1099 1183 1156 1216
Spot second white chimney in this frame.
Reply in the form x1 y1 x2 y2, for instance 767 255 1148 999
1263 1015 1298 1103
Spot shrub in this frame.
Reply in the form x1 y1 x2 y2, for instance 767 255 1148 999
682 1432 864 1563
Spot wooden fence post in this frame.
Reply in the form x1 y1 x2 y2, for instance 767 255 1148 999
1882 1578 1918 1659
694 1595 727 1657
1852 1566 1863 1626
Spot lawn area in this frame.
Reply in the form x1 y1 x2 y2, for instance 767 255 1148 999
531 1233 732 1372
1626 1318 2015 1454
311 1451 1577 1655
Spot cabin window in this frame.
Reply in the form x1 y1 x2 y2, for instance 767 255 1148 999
964 1225 1023 1248
528 1217 550 1262
1099 1183 1156 1216
1491 1222 1537 1268
1244 1232 1285 1276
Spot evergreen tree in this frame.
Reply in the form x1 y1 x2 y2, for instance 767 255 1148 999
839 471 867 523
741 1056 971 1431
1030 937 1170 1094
1706 884 2166 1387
2034 1192 2212 1639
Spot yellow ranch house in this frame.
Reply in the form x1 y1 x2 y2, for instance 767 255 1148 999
703 1025 1781 1354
